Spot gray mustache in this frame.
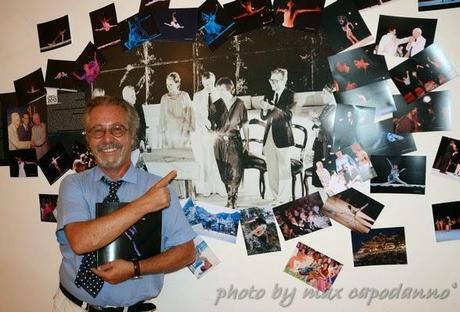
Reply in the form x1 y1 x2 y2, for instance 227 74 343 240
97 143 123 152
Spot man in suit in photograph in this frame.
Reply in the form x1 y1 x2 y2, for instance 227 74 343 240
17 112 32 141
260 68 295 204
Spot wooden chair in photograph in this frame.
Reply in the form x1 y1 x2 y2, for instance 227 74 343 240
290 124 307 200
242 118 267 198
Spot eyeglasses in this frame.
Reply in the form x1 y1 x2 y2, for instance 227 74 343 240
269 78 283 84
83 123 128 139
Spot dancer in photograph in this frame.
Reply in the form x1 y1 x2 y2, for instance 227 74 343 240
191 71 226 197
95 16 118 32
164 12 185 29
49 154 64 175
438 140 457 174
335 150 360 185
376 27 411 57
200 5 226 43
208 77 248 209
47 29 67 47
124 14 160 50
393 70 420 99
31 112 49 160
234 0 266 19
54 71 68 80
14 156 36 177
72 52 101 84
338 15 359 45
384 158 407 185
394 107 421 133
276 0 321 28
8 112 31 150
159 72 194 148
405 28 426 57
260 68 295 204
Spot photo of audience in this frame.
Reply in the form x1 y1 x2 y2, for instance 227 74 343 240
273 192 331 241
432 200 460 242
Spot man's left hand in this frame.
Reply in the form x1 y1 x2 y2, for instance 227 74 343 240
91 259 134 284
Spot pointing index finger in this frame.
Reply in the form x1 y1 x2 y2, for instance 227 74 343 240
154 170 177 188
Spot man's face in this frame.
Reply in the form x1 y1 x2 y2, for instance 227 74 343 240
412 29 420 38
216 84 232 101
33 113 41 125
86 105 133 172
201 76 215 92
22 114 30 126
269 72 286 92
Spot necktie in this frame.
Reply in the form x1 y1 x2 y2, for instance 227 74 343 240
274 92 279 105
74 176 124 297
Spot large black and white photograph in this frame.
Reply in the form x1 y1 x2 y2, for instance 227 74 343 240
89 3 120 50
370 155 426 194
320 0 372 53
392 91 452 133
375 15 437 58
36 15 71 52
94 26 336 209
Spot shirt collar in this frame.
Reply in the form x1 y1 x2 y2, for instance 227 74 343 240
91 163 138 184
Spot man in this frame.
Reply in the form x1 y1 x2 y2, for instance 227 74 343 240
376 27 411 57
394 107 421 133
260 68 295 204
122 85 147 146
405 28 426 57
17 112 32 141
191 71 226 197
8 112 31 150
54 96 196 311
31 112 49 160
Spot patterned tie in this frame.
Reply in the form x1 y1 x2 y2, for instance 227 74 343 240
74 176 124 297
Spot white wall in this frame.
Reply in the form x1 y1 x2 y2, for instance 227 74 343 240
0 0 459 311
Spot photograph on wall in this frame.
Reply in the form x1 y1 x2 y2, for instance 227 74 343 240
418 0 460 12
38 142 72 185
273 192 330 241
37 15 71 52
39 194 58 223
273 0 325 31
139 0 171 12
328 45 389 92
182 197 240 243
6 96 49 160
432 136 460 180
93 25 335 208
13 68 47 107
284 241 343 292
375 15 437 58
332 103 375 152
370 155 426 194
9 148 38 178
119 11 161 51
198 0 236 50
71 141 96 173
392 91 451 134
90 3 120 50
352 0 395 10
334 79 396 116
72 42 106 87
223 0 274 35
240 207 281 255
321 188 384 233
188 236 220 278
0 92 19 165
390 43 458 104
315 143 376 196
45 59 82 91
351 227 408 266
355 118 417 156
154 8 198 41
432 200 460 242
320 0 372 53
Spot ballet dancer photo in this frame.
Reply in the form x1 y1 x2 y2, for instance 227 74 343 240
223 0 274 34
198 0 236 49
38 142 72 185
90 4 120 50
155 8 198 41
273 0 325 31
371 155 426 194
37 15 71 52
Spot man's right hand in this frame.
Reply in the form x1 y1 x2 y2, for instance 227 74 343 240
138 170 177 214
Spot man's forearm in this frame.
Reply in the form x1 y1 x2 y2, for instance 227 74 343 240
139 240 196 275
